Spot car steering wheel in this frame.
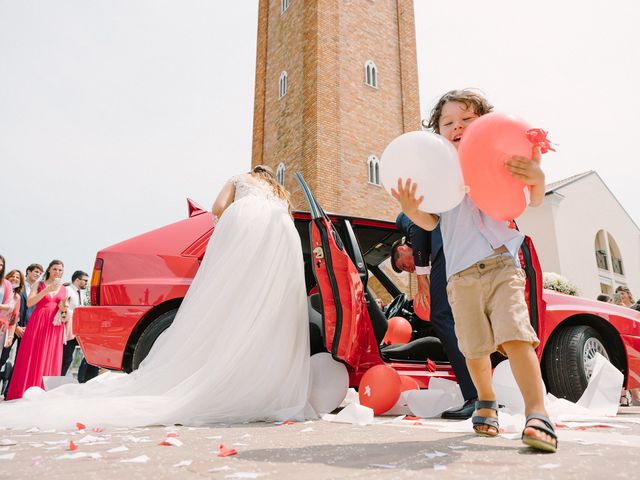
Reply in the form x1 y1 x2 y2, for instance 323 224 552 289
385 293 407 320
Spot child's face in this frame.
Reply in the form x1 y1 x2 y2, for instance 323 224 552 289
438 101 479 150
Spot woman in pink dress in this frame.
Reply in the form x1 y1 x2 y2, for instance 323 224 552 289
6 260 68 400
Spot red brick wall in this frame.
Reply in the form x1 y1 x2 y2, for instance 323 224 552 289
252 0 420 222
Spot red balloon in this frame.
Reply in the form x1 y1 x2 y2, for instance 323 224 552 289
414 299 430 322
458 112 533 221
383 316 412 345
358 365 402 414
399 375 420 392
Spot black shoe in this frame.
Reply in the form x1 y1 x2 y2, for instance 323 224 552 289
441 398 477 420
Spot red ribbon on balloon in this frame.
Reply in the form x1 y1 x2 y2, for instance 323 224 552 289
526 128 556 154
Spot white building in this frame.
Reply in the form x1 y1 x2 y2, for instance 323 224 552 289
517 171 640 300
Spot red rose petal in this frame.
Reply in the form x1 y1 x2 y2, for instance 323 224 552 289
405 415 422 421
68 440 78 451
75 422 86 430
166 432 178 437
92 427 103 433
217 444 237 457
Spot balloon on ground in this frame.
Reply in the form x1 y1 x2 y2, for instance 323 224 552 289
308 352 349 415
380 131 465 213
358 365 402 415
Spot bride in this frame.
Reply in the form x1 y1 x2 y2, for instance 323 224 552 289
0 165 312 428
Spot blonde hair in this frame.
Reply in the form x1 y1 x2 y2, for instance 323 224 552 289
249 165 293 214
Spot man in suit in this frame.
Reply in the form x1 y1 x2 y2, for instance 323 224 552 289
61 270 99 383
0 263 43 396
393 213 477 419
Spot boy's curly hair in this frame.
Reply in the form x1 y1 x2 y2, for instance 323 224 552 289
422 89 494 134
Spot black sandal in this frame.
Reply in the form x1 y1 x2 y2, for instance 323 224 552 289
472 400 500 437
522 413 558 453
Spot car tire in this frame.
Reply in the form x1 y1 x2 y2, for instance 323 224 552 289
132 309 176 371
543 325 610 402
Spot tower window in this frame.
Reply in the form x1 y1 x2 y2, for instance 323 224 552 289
364 60 378 88
367 155 380 185
276 162 285 185
279 71 288 99
281 0 289 14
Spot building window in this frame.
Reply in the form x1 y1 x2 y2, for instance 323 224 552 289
367 155 380 185
364 60 377 88
281 0 289 14
595 230 625 276
279 71 288 99
276 162 285 185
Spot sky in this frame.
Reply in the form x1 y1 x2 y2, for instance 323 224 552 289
1 0 638 280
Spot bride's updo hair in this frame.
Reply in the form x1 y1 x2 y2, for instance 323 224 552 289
250 165 293 214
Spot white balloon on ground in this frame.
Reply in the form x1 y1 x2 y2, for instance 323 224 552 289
308 352 349 415
380 131 465 213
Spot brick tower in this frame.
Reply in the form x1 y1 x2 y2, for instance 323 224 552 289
251 0 421 221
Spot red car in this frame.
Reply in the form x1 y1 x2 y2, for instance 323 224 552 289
75 175 640 401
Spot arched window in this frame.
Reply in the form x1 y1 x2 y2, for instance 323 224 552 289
276 162 285 185
367 155 380 185
595 229 626 294
364 60 377 88
279 71 288 99
281 0 289 14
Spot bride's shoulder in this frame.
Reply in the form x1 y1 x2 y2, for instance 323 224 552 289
229 173 252 186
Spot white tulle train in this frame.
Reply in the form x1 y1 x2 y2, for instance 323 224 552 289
0 194 312 429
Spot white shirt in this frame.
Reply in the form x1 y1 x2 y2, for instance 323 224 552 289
440 195 524 279
65 283 84 341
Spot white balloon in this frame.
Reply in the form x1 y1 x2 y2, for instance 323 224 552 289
308 353 349 415
380 131 465 213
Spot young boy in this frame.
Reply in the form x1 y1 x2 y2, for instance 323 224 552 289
392 89 557 453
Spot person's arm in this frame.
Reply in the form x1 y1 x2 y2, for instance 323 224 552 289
505 146 546 207
211 179 237 222
27 282 55 308
8 295 20 326
391 179 439 231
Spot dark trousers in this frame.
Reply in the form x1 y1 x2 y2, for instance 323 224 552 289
61 338 100 383
430 249 478 401
0 336 19 396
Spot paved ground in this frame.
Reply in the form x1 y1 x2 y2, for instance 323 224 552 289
0 407 638 479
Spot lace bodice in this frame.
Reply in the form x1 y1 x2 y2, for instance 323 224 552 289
231 175 287 208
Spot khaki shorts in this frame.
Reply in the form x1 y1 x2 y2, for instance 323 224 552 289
446 255 540 359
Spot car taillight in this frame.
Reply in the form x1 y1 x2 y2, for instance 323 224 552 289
90 258 103 306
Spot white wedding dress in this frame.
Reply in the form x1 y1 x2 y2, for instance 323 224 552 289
0 175 312 429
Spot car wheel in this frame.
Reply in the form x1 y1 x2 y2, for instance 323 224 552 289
543 325 610 402
132 309 176 371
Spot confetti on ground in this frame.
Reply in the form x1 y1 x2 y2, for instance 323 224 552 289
424 451 448 459
56 452 102 460
208 466 232 472
75 423 86 431
448 445 466 450
369 464 396 469
539 464 561 470
67 441 78 451
206 435 223 440
225 473 264 479
240 434 251 439
434 464 447 471
300 428 314 433
159 437 183 447
120 455 151 464
92 427 104 433
166 432 179 438
173 460 193 467
217 444 238 457
0 453 16 460
107 446 129 453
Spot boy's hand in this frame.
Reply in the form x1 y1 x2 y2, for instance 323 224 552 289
391 178 424 215
505 147 545 187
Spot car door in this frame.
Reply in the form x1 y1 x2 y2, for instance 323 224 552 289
296 173 379 369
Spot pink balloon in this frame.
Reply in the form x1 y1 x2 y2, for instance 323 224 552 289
458 112 534 221
383 316 412 345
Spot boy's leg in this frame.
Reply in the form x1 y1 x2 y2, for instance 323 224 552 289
500 340 554 445
465 355 496 434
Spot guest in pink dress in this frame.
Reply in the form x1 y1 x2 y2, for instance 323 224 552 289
6 260 68 400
